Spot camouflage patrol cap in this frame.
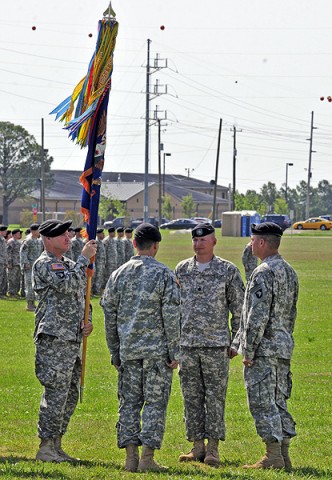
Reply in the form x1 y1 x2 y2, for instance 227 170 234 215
134 222 161 242
39 219 73 237
192 223 215 238
251 222 283 237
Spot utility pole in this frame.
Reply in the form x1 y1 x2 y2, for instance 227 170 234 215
305 111 316 218
231 125 242 210
143 39 151 222
40 118 46 222
154 106 167 226
212 119 222 223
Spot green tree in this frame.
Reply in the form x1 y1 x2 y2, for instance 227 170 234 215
99 193 127 222
0 121 53 224
64 210 83 227
234 190 267 215
274 197 288 214
181 194 195 218
162 195 173 220
19 209 34 228
260 182 278 213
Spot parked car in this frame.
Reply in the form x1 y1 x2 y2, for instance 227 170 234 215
292 217 332 230
160 218 199 230
213 219 222 228
191 217 212 224
103 217 127 229
131 217 160 228
260 214 291 231
319 215 332 221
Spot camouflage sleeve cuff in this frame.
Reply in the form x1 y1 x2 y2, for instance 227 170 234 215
111 354 121 367
77 255 90 267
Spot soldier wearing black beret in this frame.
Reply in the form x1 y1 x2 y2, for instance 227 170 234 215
71 227 84 262
115 226 125 268
232 221 298 470
91 228 106 296
176 223 245 466
33 219 97 463
123 227 134 262
0 225 8 297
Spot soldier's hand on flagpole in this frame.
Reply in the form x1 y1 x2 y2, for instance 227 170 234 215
82 240 97 259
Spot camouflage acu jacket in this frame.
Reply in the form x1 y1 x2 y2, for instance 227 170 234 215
101 255 181 365
175 255 245 348
234 253 298 360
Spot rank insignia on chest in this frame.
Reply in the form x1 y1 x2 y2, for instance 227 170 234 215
51 263 65 271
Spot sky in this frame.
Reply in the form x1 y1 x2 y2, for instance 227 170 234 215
1 0 332 194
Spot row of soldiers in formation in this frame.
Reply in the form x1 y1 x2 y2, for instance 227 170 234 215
0 223 134 311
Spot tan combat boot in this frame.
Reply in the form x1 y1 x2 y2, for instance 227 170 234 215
54 435 79 462
204 438 220 467
124 444 139 472
179 439 206 462
281 438 292 471
137 445 168 472
36 438 65 463
243 441 285 469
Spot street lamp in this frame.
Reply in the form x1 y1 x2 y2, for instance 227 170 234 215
163 153 171 197
285 162 294 204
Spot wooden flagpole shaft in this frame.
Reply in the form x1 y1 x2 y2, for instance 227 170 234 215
80 273 92 403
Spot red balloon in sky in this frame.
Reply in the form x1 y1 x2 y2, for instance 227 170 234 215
32 26 36 31
320 97 324 101
160 25 165 30
88 33 93 37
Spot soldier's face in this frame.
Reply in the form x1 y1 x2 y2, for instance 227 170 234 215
49 232 70 254
192 234 216 257
251 235 264 258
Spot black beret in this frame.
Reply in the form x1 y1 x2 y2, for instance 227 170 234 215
39 219 73 237
134 222 161 242
116 227 124 233
97 228 104 234
108 227 115 233
0 224 8 231
25 229 31 235
192 223 215 238
68 227 74 232
251 222 283 237
74 227 82 233
12 229 22 235
30 223 40 231
125 227 133 233
6 230 11 234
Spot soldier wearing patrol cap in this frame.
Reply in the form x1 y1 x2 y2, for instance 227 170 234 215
102 226 117 289
71 227 85 262
19 223 43 311
101 223 181 473
123 227 134 262
7 228 22 297
32 219 97 463
232 222 299 470
115 226 125 268
91 228 106 296
175 223 245 467
0 225 8 297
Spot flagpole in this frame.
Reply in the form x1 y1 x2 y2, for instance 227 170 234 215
80 274 93 403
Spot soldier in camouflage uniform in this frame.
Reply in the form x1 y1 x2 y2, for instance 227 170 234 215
71 227 85 262
65 227 75 260
7 228 22 297
175 223 245 467
115 226 125 268
242 241 258 282
0 225 8 297
33 219 96 463
101 223 181 473
102 226 117 288
91 228 106 296
20 223 43 311
123 227 134 262
233 222 298 471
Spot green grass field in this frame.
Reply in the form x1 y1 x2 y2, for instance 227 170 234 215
1 231 331 479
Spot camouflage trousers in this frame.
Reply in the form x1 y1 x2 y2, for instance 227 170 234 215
244 356 296 443
24 268 35 302
0 264 7 295
35 334 81 439
7 266 21 295
102 264 117 289
179 347 229 441
92 262 104 295
116 357 173 449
